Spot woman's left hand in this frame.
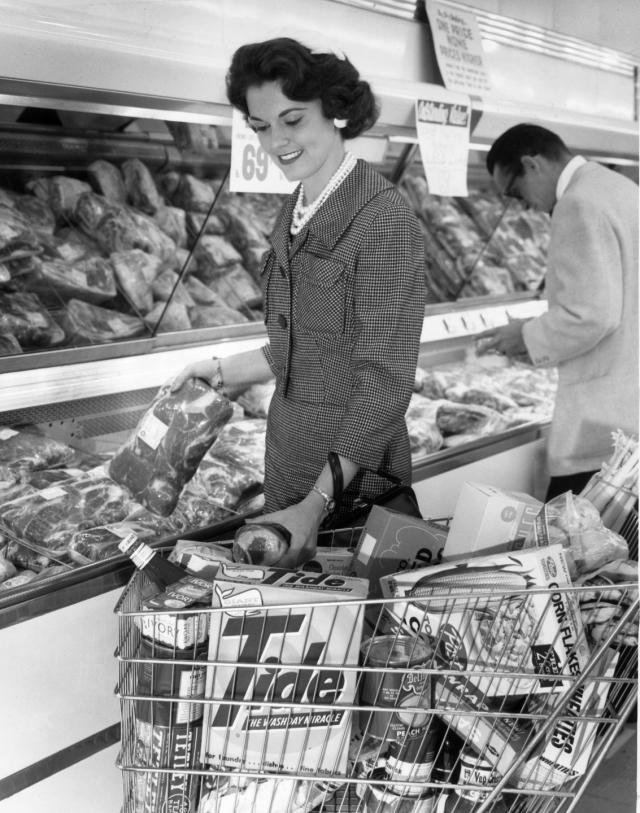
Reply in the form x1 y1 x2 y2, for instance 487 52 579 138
246 495 325 569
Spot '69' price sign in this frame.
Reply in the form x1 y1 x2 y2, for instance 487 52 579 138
229 108 296 194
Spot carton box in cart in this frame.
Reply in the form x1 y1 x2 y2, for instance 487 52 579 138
352 505 449 598
381 544 591 698
202 563 368 776
443 481 542 560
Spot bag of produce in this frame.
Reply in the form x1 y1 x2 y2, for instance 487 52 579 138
108 378 233 516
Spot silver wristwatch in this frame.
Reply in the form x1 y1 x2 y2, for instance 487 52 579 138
312 486 336 514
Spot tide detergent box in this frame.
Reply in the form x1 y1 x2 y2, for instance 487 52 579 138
202 563 368 776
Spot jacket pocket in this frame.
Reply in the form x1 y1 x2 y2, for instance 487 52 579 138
294 255 346 335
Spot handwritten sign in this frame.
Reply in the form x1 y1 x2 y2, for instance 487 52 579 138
425 0 491 95
229 108 296 194
415 87 471 196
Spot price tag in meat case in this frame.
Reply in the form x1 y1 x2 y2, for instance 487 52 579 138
230 109 297 194
415 88 471 197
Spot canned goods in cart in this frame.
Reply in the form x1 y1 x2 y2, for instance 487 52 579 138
360 634 432 742
385 713 440 794
134 637 208 727
364 782 435 813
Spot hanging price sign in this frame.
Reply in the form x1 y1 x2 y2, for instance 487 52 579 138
415 87 471 196
229 109 296 194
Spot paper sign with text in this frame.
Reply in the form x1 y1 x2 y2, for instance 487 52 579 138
425 0 491 95
415 89 471 196
230 108 297 194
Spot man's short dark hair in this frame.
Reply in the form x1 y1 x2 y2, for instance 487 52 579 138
486 124 571 175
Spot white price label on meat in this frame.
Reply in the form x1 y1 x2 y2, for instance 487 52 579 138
230 109 296 194
0 427 19 440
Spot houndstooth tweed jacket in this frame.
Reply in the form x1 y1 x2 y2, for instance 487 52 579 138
259 159 426 511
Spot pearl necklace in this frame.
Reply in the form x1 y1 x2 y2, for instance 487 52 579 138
290 151 357 235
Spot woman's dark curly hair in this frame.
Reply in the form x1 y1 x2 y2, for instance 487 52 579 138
226 37 379 140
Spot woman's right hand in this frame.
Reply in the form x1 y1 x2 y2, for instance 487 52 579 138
170 359 218 392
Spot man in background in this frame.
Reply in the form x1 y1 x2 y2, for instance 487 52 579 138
477 123 638 500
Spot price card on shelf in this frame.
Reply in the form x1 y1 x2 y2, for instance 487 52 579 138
415 87 471 196
229 108 297 194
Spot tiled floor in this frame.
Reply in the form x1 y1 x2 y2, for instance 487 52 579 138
577 724 637 812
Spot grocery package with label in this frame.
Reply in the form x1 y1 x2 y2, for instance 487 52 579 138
202 562 368 776
381 544 591 698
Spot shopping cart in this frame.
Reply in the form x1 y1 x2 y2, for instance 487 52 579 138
115 528 638 813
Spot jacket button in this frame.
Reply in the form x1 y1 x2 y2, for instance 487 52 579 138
278 314 288 329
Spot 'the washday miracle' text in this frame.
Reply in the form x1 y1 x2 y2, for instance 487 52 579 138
417 100 469 127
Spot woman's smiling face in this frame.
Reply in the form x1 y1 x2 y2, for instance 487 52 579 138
245 81 345 201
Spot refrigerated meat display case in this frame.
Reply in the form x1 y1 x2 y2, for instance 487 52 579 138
0 1 636 811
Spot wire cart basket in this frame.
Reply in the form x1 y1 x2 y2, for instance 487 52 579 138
115 525 638 813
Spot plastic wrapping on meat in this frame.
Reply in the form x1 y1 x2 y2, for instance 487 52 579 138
0 293 65 347
0 333 22 354
203 263 262 309
405 394 444 455
55 227 102 263
190 302 249 328
110 249 163 312
28 175 92 223
127 210 176 263
143 301 192 332
236 384 275 419
153 205 187 248
184 275 222 305
0 428 76 473
436 400 508 437
65 520 161 563
108 378 234 516
170 173 215 212
13 195 56 234
0 475 137 548
194 235 243 275
0 204 31 250
27 256 117 304
88 159 127 204
60 298 145 343
186 211 226 241
74 191 121 236
151 269 195 306
122 158 163 214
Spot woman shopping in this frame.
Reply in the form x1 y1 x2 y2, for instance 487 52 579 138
172 37 426 566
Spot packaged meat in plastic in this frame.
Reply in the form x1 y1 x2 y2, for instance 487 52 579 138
210 418 267 475
194 235 243 274
122 158 163 214
204 263 262 308
0 474 137 549
405 393 444 455
108 378 234 516
0 333 22 355
151 269 195 305
65 520 160 563
87 159 127 204
55 227 102 263
127 210 176 263
190 302 249 328
143 301 192 332
153 205 187 248
110 249 163 313
436 400 507 437
171 173 215 213
184 275 221 305
13 195 56 234
0 427 76 473
27 256 117 304
0 204 31 250
74 190 120 236
235 383 274 418
28 175 92 223
60 298 145 343
0 291 65 347
526 491 629 578
186 211 226 240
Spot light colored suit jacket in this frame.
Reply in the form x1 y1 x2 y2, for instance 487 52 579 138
523 161 639 476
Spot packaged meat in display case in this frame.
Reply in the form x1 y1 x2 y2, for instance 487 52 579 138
108 378 234 516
